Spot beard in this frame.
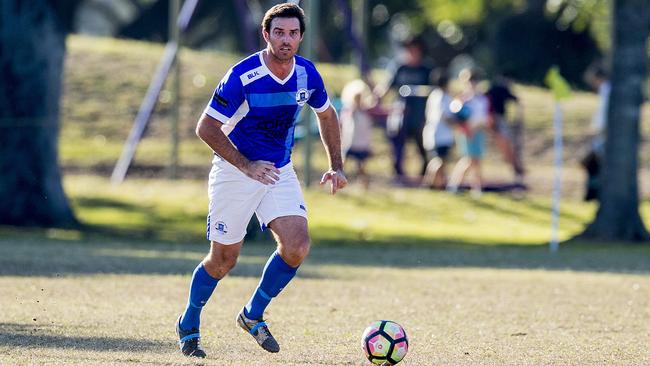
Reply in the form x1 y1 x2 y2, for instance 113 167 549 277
271 44 296 62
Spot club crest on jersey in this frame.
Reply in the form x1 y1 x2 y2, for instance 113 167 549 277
296 88 310 106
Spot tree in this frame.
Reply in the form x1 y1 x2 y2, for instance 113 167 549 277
0 0 81 228
581 0 650 241
116 1 255 51
414 0 601 85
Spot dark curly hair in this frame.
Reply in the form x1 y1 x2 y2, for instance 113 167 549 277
262 3 306 35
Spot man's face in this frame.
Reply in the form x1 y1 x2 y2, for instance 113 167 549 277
263 17 302 62
406 45 423 65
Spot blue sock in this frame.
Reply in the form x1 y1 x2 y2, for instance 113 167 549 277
180 263 219 331
244 251 298 320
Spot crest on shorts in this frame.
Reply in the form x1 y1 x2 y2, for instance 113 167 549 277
215 221 228 234
296 88 310 106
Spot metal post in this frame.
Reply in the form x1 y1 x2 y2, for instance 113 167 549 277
352 0 368 76
302 0 319 186
111 0 199 184
550 103 563 252
169 0 181 179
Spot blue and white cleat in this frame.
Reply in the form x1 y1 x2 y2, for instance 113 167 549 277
236 309 280 353
176 315 206 358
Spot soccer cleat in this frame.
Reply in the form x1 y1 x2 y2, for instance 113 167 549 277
236 309 280 353
176 315 206 358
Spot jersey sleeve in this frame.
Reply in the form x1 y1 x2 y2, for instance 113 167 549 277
307 69 331 113
203 68 245 123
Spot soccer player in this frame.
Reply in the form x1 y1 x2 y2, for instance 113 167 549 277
374 37 433 183
175 3 347 358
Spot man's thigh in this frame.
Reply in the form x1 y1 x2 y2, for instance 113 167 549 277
255 163 307 230
207 160 267 244
268 215 309 246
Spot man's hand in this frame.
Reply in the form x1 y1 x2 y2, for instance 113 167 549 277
243 160 280 185
320 169 348 195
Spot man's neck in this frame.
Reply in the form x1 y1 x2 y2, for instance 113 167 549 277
406 59 421 67
262 49 294 80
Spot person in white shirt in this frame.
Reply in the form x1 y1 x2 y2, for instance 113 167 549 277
340 79 375 188
422 71 455 189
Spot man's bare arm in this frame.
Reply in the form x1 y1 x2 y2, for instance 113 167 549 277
315 105 347 194
196 114 279 185
315 105 343 171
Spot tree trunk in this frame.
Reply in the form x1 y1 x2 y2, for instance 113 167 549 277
581 0 650 242
232 0 259 53
0 0 78 228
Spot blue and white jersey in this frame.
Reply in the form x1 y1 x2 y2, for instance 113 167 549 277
204 51 331 168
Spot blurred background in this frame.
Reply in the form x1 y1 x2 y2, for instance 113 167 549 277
1 0 649 246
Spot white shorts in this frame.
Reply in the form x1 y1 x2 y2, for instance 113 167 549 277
206 157 307 244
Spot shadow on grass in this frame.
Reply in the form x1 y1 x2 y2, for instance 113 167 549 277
309 240 650 274
0 323 166 352
455 194 589 225
306 224 650 274
1 224 649 277
0 231 282 278
73 196 276 244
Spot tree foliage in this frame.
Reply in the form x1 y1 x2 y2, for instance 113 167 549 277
417 0 525 25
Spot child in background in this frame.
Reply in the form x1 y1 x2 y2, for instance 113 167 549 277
422 71 455 189
340 79 375 189
486 74 525 183
447 69 489 197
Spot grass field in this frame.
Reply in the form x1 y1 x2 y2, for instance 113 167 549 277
2 228 650 365
2 176 650 365
2 35 650 365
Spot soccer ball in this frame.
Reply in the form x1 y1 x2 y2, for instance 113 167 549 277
361 320 409 365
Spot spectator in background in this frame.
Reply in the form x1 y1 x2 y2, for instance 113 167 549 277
486 74 525 183
447 69 489 197
375 37 433 184
340 79 375 189
421 70 455 189
582 65 610 201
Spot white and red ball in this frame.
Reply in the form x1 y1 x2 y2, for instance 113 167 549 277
361 320 409 365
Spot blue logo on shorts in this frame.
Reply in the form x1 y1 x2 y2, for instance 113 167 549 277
299 204 306 212
215 221 228 234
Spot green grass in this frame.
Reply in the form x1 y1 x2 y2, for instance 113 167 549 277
61 35 360 170
62 35 650 177
61 174 650 248
60 174 599 246
2 223 650 365
2 174 650 365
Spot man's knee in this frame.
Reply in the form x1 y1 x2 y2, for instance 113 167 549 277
204 255 237 279
204 243 240 279
279 237 310 267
